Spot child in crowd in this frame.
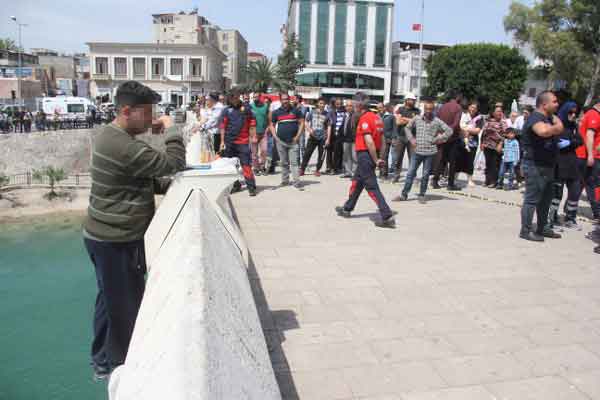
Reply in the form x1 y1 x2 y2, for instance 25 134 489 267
496 128 520 190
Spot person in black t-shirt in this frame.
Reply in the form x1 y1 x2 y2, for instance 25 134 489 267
520 91 564 242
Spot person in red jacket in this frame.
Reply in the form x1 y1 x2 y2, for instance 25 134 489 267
220 90 257 196
335 93 395 228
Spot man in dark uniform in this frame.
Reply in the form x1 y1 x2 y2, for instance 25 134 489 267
336 93 395 228
220 90 258 196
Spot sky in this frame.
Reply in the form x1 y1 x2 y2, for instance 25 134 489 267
0 0 529 58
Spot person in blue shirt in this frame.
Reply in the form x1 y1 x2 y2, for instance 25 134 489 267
496 128 520 190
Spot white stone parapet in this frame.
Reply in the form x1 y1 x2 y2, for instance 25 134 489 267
108 164 281 400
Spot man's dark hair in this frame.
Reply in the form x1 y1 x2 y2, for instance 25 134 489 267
317 97 326 103
591 97 600 107
115 81 161 109
536 90 555 108
279 92 289 100
523 105 534 113
353 92 370 109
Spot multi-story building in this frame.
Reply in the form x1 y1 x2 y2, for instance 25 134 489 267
248 52 268 65
391 41 447 100
152 10 219 47
87 42 225 106
0 49 44 105
218 30 248 87
286 0 394 102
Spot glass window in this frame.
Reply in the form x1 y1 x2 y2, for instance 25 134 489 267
333 2 347 65
114 57 127 76
133 58 145 77
354 2 367 66
295 72 383 90
374 5 388 66
315 1 329 64
95 57 108 74
298 0 312 62
170 58 183 75
151 58 164 77
190 59 202 77
67 104 85 113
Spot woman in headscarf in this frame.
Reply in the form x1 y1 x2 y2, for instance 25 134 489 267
547 101 583 229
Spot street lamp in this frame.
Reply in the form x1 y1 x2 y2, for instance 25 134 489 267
10 16 27 108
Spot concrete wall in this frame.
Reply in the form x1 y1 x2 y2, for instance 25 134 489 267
109 173 280 400
0 128 166 175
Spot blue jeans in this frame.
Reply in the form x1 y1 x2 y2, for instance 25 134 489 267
402 153 434 196
498 161 516 187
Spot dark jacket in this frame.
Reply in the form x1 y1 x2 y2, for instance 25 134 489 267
342 111 357 143
556 101 583 180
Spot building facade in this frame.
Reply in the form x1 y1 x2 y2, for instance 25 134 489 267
287 0 394 102
87 42 225 106
218 30 248 87
152 11 215 46
248 52 268 65
391 41 447 100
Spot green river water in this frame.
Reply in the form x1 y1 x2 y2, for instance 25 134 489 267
0 214 106 400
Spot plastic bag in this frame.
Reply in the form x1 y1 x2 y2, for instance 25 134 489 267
474 150 486 171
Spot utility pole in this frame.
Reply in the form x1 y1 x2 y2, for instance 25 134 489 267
10 16 27 108
416 0 425 105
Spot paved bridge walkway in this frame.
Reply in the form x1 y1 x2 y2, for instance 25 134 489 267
232 172 600 400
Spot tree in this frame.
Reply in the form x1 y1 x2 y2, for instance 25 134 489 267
246 58 282 92
0 38 18 52
424 43 528 109
504 0 600 104
33 167 66 200
276 34 306 92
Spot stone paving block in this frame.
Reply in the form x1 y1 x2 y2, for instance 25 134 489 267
374 299 457 319
352 319 414 341
403 312 502 336
280 322 357 346
371 336 460 363
297 304 357 324
432 353 531 386
512 344 600 376
399 386 497 400
283 341 378 372
446 328 533 355
564 370 600 400
485 376 591 400
341 362 446 398
288 369 354 400
522 321 600 346
319 287 389 305
549 301 600 322
489 306 566 327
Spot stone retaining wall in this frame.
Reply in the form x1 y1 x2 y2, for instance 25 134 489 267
0 129 167 175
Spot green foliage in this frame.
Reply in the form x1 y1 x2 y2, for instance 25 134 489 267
276 34 306 92
424 43 528 108
33 167 66 199
246 58 282 93
504 0 600 104
0 38 19 52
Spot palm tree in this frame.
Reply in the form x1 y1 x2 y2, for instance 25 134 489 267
33 166 66 200
246 58 282 93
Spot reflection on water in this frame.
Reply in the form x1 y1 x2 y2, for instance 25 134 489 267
0 213 106 400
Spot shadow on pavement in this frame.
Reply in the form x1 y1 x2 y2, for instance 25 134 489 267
228 197 300 400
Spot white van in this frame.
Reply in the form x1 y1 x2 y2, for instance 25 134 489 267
42 96 93 116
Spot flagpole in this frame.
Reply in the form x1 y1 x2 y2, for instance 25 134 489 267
416 0 424 105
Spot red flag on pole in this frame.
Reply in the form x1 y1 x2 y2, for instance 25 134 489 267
412 24 422 31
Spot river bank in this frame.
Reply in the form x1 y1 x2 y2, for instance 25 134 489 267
0 188 89 225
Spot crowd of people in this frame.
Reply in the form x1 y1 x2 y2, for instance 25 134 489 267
0 106 113 133
190 88 600 244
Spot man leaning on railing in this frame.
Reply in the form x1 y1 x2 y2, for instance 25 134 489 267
82 81 186 381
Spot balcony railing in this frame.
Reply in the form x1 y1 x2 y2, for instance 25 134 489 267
92 73 110 80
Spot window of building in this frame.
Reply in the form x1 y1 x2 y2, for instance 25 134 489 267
296 72 384 90
133 58 145 78
174 35 181 39
222 44 229 52
374 5 388 66
333 2 347 65
95 57 108 74
354 2 368 66
410 76 427 92
527 87 536 98
114 57 127 76
298 0 312 62
170 58 183 76
151 58 164 77
315 0 329 64
164 28 167 33
410 56 423 73
190 59 202 77
223 33 228 40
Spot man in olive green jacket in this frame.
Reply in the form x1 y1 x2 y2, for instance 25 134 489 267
83 81 186 380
